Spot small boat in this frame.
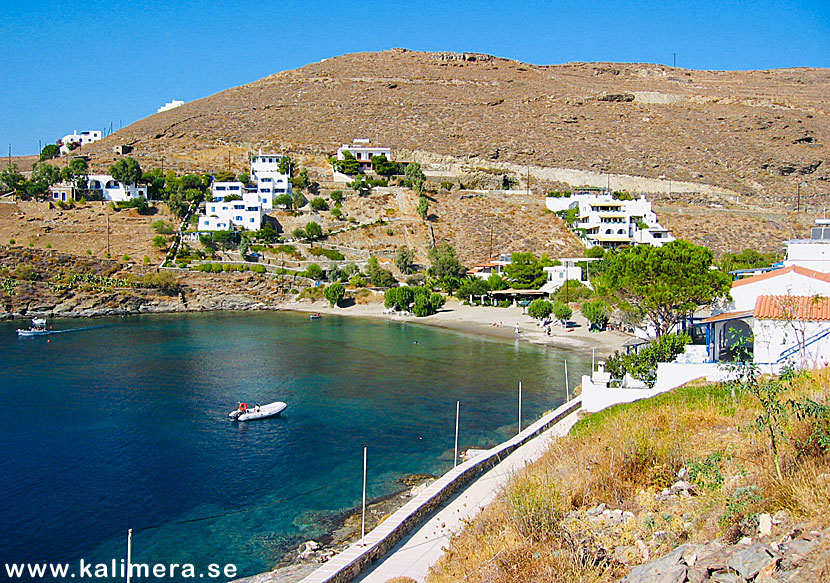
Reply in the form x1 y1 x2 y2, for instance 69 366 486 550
310 313 322 320
228 401 287 422
17 318 50 337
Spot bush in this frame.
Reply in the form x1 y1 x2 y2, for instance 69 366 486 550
122 254 131 262
153 220 174 235
310 197 329 212
528 298 553 320
303 263 324 280
330 190 344 203
324 282 345 307
553 301 573 323
304 222 323 241
582 299 610 330
605 333 691 385
309 247 345 261
152 235 168 248
349 274 366 287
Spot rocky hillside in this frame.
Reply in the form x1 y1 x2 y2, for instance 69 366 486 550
78 49 827 203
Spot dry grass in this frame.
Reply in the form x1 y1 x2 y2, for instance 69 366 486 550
427 371 830 583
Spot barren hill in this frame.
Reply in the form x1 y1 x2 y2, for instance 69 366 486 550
53 50 830 259
86 49 827 200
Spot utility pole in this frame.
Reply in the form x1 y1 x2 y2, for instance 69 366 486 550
228 150 231 172
673 52 678 68
488 224 493 260
526 166 530 195
797 182 801 212
106 213 110 257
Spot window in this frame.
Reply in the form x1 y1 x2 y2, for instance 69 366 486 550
250 218 255 223
216 186 226 191
235 216 243 221
262 198 267 204
105 180 118 189
246 206 257 211
233 204 244 210
261 177 272 182
210 206 216 213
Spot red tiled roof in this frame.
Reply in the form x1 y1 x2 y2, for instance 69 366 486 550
732 265 830 288
754 295 830 321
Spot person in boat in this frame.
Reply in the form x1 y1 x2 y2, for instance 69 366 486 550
255 403 261 413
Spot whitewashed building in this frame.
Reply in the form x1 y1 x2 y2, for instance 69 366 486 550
336 139 392 172
546 190 674 249
250 152 291 202
59 130 102 154
783 219 830 273
157 100 185 113
50 174 147 202
199 190 266 231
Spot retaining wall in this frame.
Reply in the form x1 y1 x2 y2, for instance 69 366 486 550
297 397 582 583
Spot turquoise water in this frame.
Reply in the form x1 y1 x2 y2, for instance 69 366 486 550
0 312 588 581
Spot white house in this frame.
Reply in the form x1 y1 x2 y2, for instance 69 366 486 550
50 174 147 202
546 190 674 249
250 152 291 204
59 130 102 154
199 190 265 231
157 100 184 113
783 219 830 273
336 139 392 172
541 264 583 293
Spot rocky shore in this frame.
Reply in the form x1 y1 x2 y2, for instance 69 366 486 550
234 474 436 583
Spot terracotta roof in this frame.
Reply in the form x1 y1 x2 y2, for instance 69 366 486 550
754 295 830 321
701 310 754 324
732 265 830 288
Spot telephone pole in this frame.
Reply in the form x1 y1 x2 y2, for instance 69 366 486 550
673 52 678 68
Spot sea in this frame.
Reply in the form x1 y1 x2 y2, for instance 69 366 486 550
0 311 589 581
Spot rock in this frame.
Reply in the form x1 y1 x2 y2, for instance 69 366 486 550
758 513 773 536
635 539 650 562
782 537 818 559
297 540 320 558
587 503 606 516
671 480 694 493
711 571 741 583
676 467 689 480
727 543 775 579
621 544 691 583
614 545 638 565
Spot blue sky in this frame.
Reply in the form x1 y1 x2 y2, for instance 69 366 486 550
1 0 828 156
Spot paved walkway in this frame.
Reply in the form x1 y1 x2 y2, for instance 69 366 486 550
354 411 581 583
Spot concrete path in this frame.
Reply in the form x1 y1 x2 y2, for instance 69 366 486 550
354 411 581 583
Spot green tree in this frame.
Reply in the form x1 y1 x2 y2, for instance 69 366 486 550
395 247 415 274
304 221 323 241
417 197 429 220
330 190 344 203
332 151 361 175
584 246 605 259
237 171 249 185
304 263 324 280
504 252 546 289
366 256 396 287
142 169 166 198
310 197 329 211
109 157 143 186
552 301 573 323
274 193 293 208
719 249 780 273
278 156 291 175
605 333 691 386
324 282 346 307
292 167 309 191
488 273 509 291
40 144 60 161
581 299 610 331
405 163 426 195
597 240 731 337
457 277 490 301
293 189 308 209
291 227 306 240
528 298 554 320
152 235 168 248
427 243 466 279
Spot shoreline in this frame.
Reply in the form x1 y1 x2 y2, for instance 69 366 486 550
4 295 632 359
283 296 630 359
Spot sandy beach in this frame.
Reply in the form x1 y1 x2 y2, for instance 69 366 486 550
283 294 631 359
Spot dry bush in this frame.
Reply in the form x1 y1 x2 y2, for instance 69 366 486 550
428 373 830 583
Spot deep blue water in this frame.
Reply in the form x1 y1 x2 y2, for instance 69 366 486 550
0 312 588 581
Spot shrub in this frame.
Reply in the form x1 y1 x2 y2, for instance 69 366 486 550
330 190 344 203
122 254 131 262
152 220 174 235
152 235 168 248
553 301 573 322
528 298 553 320
309 247 345 261
8 239 15 245
310 197 329 212
303 263 324 280
605 333 691 385
324 282 345 307
582 299 610 330
143 256 151 265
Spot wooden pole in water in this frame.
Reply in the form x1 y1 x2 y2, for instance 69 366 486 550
454 401 460 468
518 381 522 434
361 447 367 545
125 529 132 583
564 360 570 401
